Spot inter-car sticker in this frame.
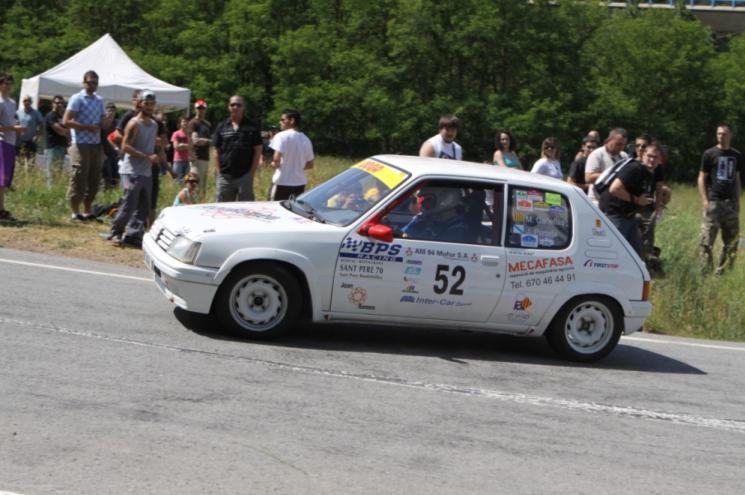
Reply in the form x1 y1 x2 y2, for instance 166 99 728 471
399 295 473 307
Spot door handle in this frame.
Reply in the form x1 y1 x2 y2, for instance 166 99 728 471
480 255 500 266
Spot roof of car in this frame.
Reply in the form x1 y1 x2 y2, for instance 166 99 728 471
371 154 573 191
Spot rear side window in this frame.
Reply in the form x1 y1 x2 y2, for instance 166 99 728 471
506 186 571 249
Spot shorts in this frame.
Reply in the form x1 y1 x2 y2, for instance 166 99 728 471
0 141 16 188
66 143 103 203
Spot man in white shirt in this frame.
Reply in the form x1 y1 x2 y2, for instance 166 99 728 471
269 108 315 201
419 114 463 160
585 127 628 205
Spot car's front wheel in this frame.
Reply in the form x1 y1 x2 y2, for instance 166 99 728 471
546 296 623 362
215 262 300 339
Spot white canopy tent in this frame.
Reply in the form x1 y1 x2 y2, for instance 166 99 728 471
20 33 191 111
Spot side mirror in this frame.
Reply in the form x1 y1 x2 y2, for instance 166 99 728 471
357 222 394 243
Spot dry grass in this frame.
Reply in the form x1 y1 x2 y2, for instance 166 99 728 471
0 221 145 267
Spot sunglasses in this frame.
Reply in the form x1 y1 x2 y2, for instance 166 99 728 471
84 80 99 85
229 103 243 107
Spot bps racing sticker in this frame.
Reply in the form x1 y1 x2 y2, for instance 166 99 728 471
339 238 403 262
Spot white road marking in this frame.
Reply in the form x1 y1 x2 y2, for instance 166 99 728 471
2 254 743 432
0 257 151 282
624 335 745 352
2 255 742 353
3 316 744 435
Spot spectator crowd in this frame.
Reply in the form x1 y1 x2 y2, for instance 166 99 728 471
0 69 741 277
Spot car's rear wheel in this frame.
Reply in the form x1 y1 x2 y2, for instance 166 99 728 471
546 296 623 362
215 262 300 339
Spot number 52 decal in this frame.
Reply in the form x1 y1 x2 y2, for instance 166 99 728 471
433 264 466 295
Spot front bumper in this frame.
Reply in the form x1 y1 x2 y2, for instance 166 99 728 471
143 234 219 314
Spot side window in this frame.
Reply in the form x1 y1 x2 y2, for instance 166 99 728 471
378 180 503 246
506 187 571 249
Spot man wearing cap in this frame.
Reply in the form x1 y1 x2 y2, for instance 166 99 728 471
189 99 212 196
107 90 159 247
15 95 44 161
63 70 114 221
44 95 70 187
212 95 263 202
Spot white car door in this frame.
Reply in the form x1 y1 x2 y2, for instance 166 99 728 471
330 180 507 323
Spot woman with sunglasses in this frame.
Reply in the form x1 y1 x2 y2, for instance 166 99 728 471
531 137 563 180
173 171 200 206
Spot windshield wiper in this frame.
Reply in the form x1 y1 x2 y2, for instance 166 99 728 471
294 199 326 223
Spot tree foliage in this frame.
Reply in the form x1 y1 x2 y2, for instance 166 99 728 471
0 0 741 177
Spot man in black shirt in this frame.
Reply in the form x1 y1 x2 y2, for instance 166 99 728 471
44 95 69 187
567 135 597 193
599 144 659 256
698 124 743 275
212 95 263 202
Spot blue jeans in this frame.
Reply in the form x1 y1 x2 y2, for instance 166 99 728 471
607 214 642 256
173 160 190 181
45 146 66 187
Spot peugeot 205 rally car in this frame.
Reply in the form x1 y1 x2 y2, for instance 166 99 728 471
143 155 652 362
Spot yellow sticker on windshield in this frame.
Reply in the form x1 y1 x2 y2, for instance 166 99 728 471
353 159 408 189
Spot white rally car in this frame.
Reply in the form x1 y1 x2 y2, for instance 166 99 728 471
143 155 652 362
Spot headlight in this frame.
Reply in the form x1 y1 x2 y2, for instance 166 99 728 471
167 236 202 264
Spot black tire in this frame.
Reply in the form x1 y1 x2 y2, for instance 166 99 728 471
546 295 623 362
215 262 301 340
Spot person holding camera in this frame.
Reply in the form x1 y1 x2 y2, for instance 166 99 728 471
598 143 660 256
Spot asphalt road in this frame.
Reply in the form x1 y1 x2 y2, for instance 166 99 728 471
1 247 744 495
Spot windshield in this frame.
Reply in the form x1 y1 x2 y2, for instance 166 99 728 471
285 158 410 226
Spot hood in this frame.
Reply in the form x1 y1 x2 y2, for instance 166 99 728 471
156 201 331 239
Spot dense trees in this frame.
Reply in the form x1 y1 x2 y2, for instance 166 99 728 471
1 0 741 179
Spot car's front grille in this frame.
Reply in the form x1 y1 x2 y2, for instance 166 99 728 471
152 225 177 251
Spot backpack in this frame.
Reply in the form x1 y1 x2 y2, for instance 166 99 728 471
90 198 122 219
593 157 635 195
